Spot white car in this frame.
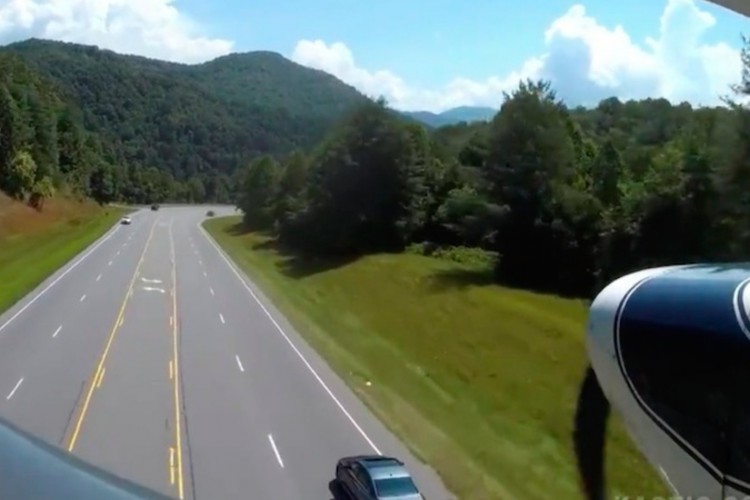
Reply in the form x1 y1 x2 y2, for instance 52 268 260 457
120 216 132 225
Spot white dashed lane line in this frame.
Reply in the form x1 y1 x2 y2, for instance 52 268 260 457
52 326 62 338
268 434 284 468
0 225 120 336
235 355 244 372
198 222 383 454
6 378 23 400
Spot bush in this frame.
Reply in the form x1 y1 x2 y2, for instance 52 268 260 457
407 242 498 268
405 241 439 256
433 246 498 267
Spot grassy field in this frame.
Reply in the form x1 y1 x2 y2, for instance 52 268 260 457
0 194 126 314
204 216 668 500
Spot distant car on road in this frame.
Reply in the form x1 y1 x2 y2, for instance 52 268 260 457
151 204 159 211
335 455 424 500
206 210 215 217
120 216 132 225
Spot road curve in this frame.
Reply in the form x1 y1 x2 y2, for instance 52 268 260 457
0 206 454 500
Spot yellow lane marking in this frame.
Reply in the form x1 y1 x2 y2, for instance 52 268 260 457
95 367 106 389
169 447 176 485
66 218 159 452
168 218 185 499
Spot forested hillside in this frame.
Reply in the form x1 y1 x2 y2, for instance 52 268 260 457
235 39 750 299
0 53 112 208
0 39 368 204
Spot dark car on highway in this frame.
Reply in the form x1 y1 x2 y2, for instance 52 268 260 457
335 455 424 500
151 204 159 211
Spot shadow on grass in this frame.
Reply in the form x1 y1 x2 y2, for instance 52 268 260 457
426 267 496 292
226 222 248 237
225 222 360 279
278 252 360 279
427 266 590 302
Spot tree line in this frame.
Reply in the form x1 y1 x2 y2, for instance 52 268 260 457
236 41 750 298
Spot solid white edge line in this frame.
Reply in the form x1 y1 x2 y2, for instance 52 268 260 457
235 355 244 372
199 223 382 455
0 224 120 335
219 313 225 324
52 326 62 338
659 466 678 494
6 378 23 400
268 434 284 468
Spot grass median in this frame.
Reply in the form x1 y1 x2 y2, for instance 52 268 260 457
0 197 125 314
204 215 667 500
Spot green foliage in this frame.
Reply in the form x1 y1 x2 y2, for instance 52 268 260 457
1 39 367 191
5 150 37 199
435 185 495 246
0 53 117 207
278 99 430 253
407 242 498 267
29 175 55 210
237 155 281 229
273 150 309 227
233 44 750 300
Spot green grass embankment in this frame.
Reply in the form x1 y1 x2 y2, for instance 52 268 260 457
204 215 667 500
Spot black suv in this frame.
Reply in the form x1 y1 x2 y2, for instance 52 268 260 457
151 204 159 211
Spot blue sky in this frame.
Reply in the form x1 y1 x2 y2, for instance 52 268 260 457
0 0 747 111
183 0 747 88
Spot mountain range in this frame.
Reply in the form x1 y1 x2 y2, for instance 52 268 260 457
0 38 496 206
0 39 370 183
401 106 497 127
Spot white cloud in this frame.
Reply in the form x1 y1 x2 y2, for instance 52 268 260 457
0 0 233 63
292 0 742 112
0 0 738 110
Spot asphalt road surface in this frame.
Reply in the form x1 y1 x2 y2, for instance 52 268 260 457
0 207 454 500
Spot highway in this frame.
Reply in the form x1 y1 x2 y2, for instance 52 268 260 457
0 206 453 500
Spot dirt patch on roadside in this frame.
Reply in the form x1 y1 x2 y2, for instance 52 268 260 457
0 193 100 240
